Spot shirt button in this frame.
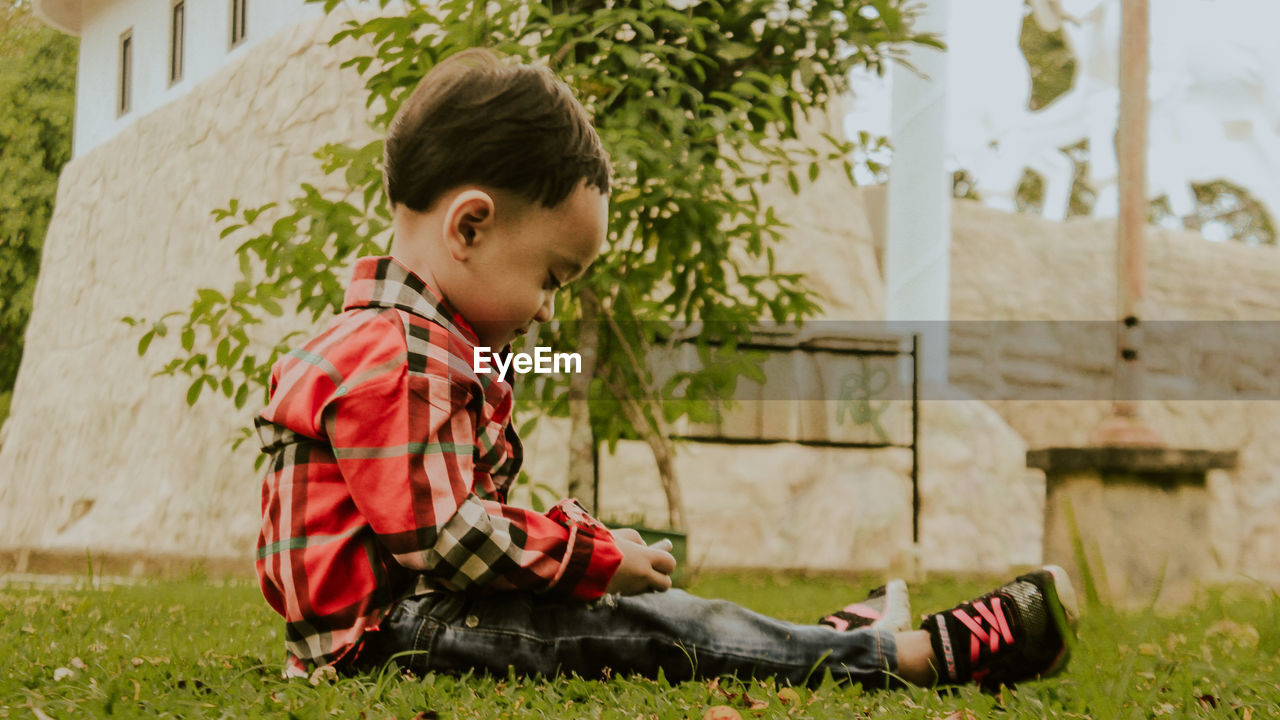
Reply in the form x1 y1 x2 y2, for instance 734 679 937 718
464 614 479 628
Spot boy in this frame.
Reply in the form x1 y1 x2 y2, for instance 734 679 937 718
255 48 1078 690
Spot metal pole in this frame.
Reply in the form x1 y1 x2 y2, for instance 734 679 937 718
1093 0 1162 446
911 332 921 545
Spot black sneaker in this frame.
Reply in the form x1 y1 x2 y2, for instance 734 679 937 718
818 579 912 632
922 565 1078 690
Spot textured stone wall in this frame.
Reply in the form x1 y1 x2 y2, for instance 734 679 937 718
0 12 377 564
540 186 1280 580
522 169 1048 575
948 202 1280 584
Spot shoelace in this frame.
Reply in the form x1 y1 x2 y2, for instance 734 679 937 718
951 595 1015 664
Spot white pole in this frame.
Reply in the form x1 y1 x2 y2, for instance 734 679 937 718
884 0 951 385
883 0 950 579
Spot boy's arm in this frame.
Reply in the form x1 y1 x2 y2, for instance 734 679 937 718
309 318 622 600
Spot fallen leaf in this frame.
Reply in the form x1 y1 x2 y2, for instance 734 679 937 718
777 688 801 705
703 707 743 720
131 655 169 666
53 667 74 681
1205 620 1260 649
70 657 87 669
309 664 338 686
28 705 56 720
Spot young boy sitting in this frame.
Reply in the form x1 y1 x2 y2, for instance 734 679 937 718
254 48 1078 691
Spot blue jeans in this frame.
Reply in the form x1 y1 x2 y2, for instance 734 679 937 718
354 589 899 688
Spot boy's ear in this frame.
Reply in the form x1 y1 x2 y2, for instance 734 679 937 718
441 189 496 261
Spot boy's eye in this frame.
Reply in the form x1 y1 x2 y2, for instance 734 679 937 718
547 273 562 290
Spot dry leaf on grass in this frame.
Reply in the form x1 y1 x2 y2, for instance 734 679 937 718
703 706 743 720
705 678 767 710
308 664 338 686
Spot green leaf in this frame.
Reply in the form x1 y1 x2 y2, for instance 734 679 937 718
243 202 278 224
258 295 284 317
717 42 756 61
186 378 204 406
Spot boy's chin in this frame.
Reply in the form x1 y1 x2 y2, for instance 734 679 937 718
478 334 516 349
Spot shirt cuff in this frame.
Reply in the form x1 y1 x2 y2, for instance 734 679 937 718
545 498 623 600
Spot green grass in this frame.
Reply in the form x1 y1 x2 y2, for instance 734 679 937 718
2 571 1277 719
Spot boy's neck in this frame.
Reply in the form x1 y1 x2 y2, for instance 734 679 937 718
390 209 448 302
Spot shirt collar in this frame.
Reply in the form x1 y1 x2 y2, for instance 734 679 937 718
342 256 480 345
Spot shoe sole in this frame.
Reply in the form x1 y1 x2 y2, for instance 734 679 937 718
1037 564 1079 679
872 579 913 633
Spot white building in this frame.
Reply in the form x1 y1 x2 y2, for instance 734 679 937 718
35 0 324 156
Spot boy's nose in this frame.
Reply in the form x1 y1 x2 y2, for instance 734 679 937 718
534 293 555 323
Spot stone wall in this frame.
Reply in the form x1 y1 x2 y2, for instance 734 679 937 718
948 202 1280 584
0 12 377 565
536 188 1280 581
520 171 1050 575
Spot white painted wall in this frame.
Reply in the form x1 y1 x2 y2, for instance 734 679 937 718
73 0 324 156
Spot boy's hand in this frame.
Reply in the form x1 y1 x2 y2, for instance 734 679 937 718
605 532 677 596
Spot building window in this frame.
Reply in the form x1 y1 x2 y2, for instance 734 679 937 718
169 1 185 85
230 0 247 48
118 29 132 116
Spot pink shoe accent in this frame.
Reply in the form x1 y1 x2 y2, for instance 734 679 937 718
843 602 883 621
826 615 851 631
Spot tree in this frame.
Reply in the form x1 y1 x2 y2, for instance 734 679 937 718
131 0 937 529
0 1 77 424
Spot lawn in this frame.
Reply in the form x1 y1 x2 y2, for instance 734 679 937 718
2 570 1276 719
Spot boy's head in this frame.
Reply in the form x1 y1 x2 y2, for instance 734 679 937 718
385 49 612 350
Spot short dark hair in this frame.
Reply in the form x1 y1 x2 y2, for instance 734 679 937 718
384 48 612 212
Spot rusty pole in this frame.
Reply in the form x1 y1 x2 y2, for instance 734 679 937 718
1093 0 1162 446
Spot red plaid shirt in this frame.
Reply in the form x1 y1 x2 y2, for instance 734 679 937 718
255 256 622 673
